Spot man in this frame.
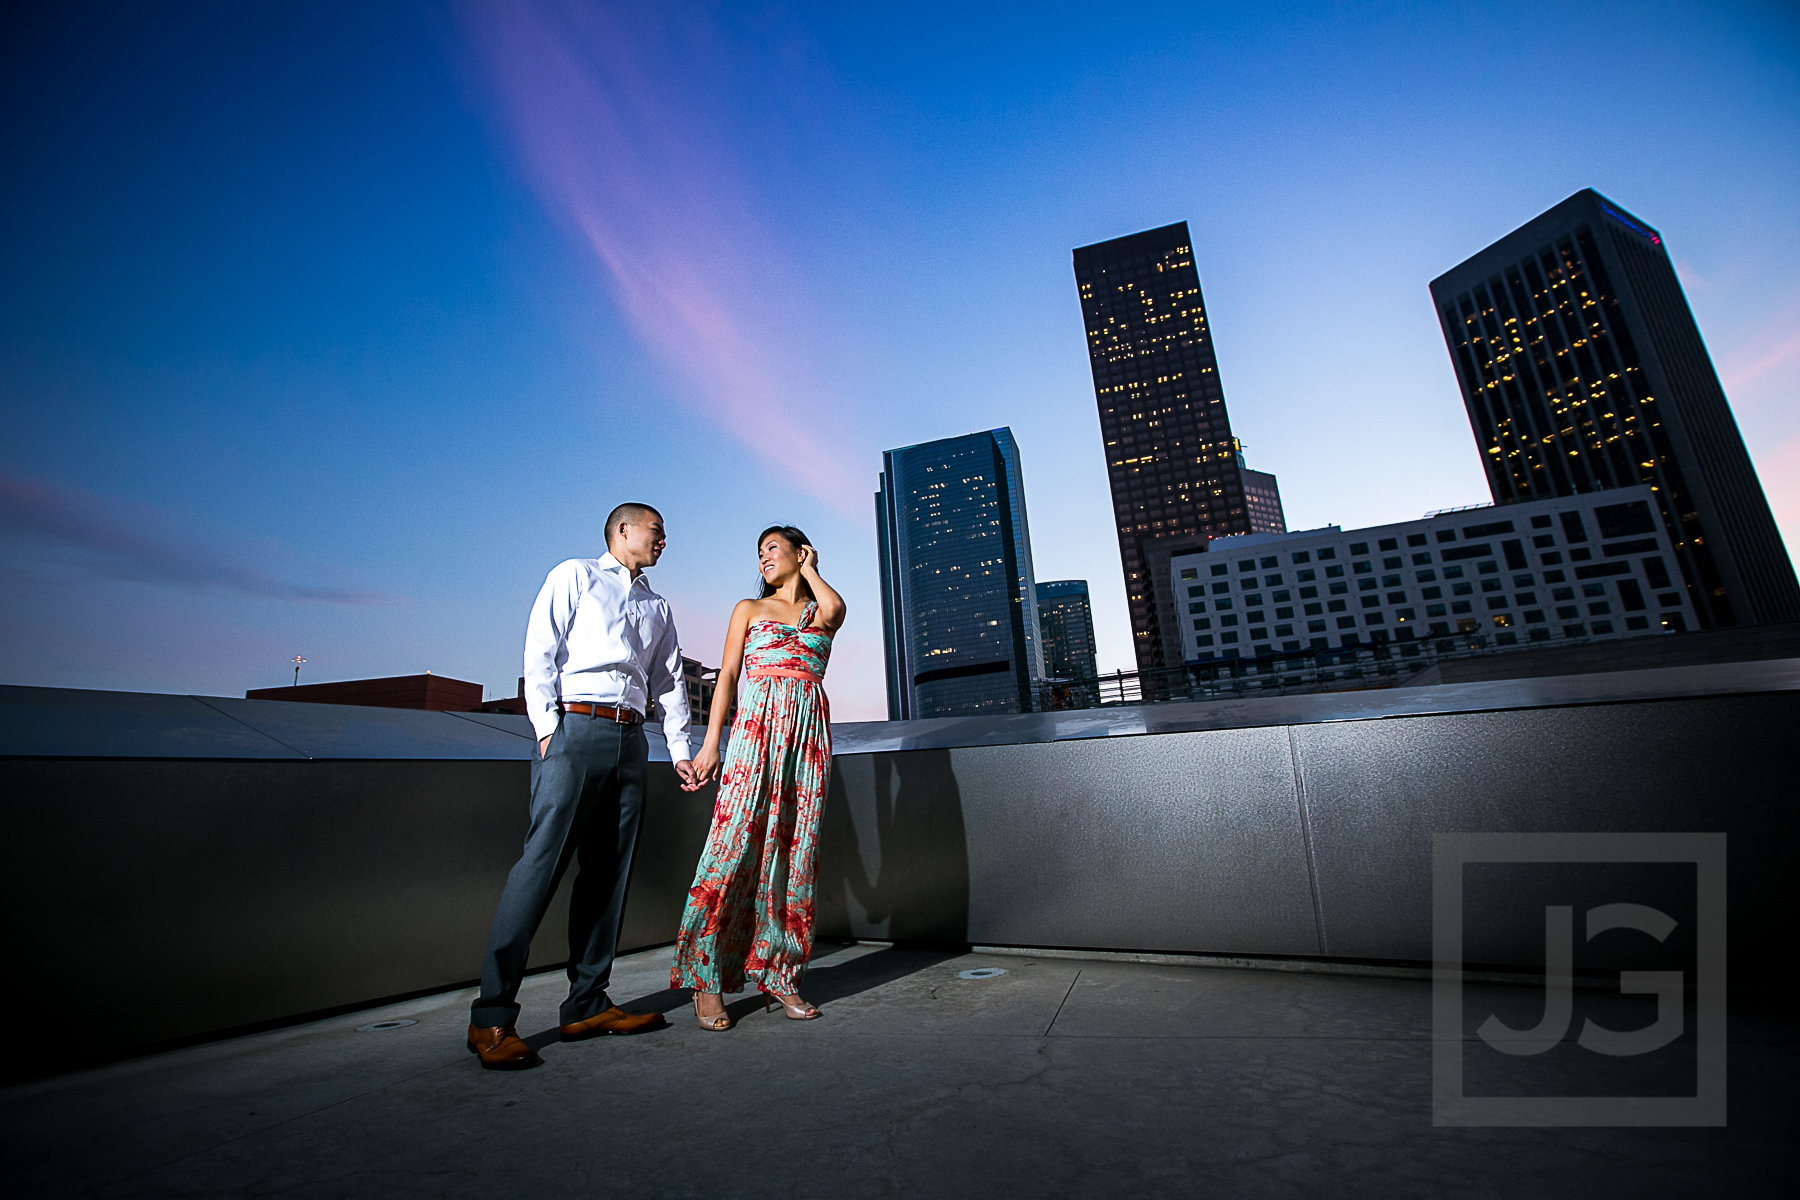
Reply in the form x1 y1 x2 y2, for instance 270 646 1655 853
467 503 700 1069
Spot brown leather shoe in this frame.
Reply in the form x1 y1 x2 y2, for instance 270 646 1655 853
558 1005 669 1040
466 1024 540 1070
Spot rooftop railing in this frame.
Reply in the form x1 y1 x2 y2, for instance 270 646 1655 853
1040 626 1681 708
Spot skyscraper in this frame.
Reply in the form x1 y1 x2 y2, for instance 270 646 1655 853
1036 580 1098 680
1073 222 1252 673
1242 466 1287 536
877 428 1044 719
1431 189 1800 628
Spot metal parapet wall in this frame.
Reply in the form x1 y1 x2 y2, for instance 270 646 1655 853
819 690 1794 969
2 660 1794 1076
0 687 717 1078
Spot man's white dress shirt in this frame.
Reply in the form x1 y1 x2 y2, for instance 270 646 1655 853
523 554 691 761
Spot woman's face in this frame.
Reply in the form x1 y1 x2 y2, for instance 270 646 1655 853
759 535 799 585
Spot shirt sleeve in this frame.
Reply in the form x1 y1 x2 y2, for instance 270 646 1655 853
523 562 582 742
650 605 692 762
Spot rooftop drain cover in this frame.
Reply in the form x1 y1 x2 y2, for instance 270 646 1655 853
356 1019 419 1032
957 968 1007 980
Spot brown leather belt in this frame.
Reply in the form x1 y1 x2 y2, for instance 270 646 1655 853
558 701 643 724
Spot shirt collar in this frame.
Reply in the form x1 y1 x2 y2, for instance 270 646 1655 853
597 552 653 591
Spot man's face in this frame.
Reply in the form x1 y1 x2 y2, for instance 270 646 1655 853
612 516 666 569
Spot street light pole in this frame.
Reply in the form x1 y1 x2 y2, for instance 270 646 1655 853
292 656 306 687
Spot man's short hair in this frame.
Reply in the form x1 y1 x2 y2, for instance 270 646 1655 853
605 503 662 547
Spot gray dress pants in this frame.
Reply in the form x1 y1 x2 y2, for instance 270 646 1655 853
471 710 647 1028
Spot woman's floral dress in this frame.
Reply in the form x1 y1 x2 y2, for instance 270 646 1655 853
671 600 832 996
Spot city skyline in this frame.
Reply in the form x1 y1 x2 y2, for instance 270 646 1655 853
3 4 1797 722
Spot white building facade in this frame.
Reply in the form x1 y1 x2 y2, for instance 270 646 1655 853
1169 485 1696 662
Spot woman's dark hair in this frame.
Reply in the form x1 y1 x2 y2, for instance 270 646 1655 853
756 525 815 599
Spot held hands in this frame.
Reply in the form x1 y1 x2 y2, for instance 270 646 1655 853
677 744 722 791
549 736 715 790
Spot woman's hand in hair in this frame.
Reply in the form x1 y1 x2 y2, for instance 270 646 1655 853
796 545 847 633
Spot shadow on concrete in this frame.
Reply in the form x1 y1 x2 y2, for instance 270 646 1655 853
818 749 970 944
605 944 956 1029
800 944 959 1004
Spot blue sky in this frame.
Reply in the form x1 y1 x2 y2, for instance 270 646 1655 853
3 1 1797 721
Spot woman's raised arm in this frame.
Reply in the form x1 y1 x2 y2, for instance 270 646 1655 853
797 546 846 633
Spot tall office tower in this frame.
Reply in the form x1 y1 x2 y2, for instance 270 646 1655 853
1242 467 1287 535
1036 580 1099 680
1431 189 1800 629
877 428 1044 720
1074 222 1252 673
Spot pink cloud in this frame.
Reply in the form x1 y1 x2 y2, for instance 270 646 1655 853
1721 322 1800 394
1753 431 1800 566
0 471 395 606
456 2 862 512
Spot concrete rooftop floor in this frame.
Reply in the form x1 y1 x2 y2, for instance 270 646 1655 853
4 943 1795 1199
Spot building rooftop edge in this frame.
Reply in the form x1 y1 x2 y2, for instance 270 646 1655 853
1428 188 1661 295
1170 483 1661 559
882 426 1017 457
1071 220 1191 258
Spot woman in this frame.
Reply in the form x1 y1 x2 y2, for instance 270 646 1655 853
671 525 846 1029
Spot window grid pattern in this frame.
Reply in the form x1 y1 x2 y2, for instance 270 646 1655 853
1242 468 1287 536
1073 222 1251 673
877 429 1041 718
1171 488 1693 660
1435 198 1753 630
1037 581 1099 680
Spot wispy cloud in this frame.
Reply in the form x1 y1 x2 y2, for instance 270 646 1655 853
1721 321 1800 394
1753 430 1800 565
0 471 395 605
456 2 863 512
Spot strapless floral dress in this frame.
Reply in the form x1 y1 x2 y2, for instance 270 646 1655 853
671 600 832 995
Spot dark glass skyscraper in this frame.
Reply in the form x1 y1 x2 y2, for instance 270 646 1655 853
1073 222 1251 673
1036 580 1098 680
877 428 1043 719
1431 189 1800 628
1242 467 1287 536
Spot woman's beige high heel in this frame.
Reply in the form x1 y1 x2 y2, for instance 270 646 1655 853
693 994 731 1031
764 992 821 1020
